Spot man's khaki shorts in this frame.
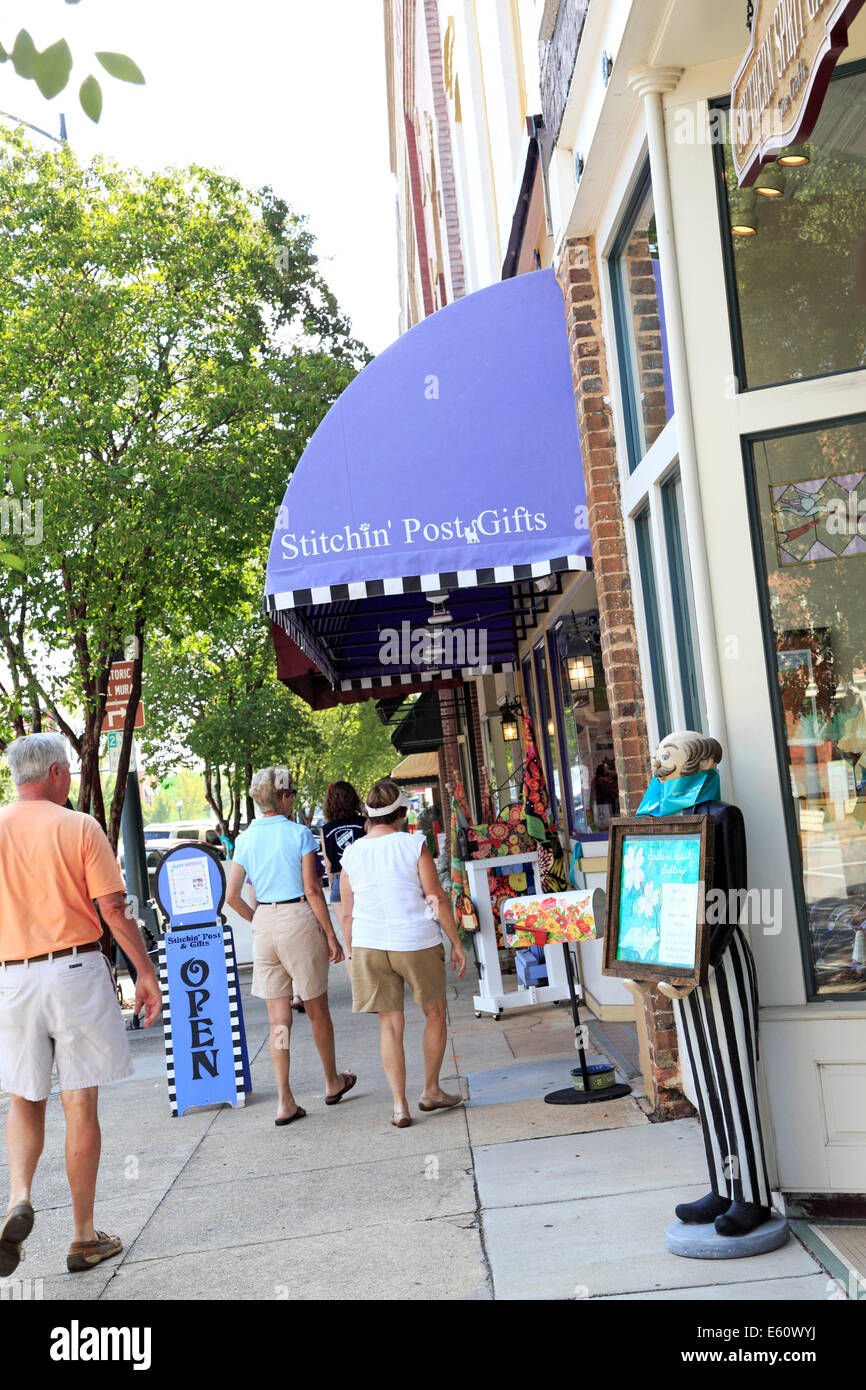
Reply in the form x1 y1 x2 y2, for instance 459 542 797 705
351 943 446 1014
251 901 330 1002
0 948 133 1102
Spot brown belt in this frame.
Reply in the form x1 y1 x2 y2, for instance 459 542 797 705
0 940 102 968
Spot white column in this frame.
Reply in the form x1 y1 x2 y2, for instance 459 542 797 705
627 63 729 765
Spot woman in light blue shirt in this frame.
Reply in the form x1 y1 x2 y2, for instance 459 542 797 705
226 767 357 1125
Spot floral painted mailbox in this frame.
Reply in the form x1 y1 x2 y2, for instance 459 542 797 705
500 890 603 948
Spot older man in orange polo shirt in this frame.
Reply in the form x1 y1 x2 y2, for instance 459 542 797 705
0 733 161 1279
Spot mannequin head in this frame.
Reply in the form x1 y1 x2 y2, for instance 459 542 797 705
651 731 723 781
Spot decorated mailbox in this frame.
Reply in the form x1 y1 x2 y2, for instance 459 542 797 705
500 889 604 949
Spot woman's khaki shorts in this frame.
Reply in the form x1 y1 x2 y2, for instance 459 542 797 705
251 902 330 1001
351 943 446 1013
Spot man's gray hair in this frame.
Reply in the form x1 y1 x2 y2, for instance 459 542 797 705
5 732 70 786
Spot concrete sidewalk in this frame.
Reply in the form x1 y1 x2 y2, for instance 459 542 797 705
0 956 835 1301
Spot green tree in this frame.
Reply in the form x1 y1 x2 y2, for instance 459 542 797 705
0 131 366 847
140 581 321 838
0 3 144 124
291 702 400 825
144 786 177 826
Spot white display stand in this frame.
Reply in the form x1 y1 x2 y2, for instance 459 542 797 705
466 852 572 1018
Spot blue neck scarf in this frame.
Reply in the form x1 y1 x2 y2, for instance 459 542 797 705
636 769 720 817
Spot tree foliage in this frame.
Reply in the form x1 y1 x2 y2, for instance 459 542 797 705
0 130 367 845
0 2 144 124
140 579 397 833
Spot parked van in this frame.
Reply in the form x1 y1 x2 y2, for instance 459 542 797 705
143 820 221 847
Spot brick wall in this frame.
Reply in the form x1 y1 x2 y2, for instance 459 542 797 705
624 230 668 451
423 0 466 301
558 236 693 1122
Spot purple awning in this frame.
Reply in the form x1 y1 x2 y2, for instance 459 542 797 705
264 271 591 703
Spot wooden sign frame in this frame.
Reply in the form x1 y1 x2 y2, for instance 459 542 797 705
602 815 714 987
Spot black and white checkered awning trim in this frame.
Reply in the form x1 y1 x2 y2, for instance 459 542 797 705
338 663 516 692
263 554 589 613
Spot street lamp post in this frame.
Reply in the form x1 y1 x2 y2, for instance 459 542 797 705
0 111 67 144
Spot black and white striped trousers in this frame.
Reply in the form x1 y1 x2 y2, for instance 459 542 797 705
675 927 772 1207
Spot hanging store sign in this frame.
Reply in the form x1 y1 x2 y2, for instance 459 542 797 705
731 0 865 186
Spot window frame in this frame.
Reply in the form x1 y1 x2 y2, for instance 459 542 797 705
743 408 866 1002
608 160 655 473
603 153 708 749
711 57 866 397
532 638 562 829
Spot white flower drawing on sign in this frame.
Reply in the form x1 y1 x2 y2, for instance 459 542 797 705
623 845 645 893
635 879 660 919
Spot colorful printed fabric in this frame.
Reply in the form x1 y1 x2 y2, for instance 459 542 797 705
450 783 479 933
501 891 601 948
522 716 568 892
466 805 535 859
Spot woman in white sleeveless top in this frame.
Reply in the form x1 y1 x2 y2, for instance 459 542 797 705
340 779 466 1128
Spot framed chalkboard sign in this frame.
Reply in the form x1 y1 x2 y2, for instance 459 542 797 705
602 815 714 987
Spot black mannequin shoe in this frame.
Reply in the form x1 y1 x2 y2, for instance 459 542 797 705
714 1201 772 1237
675 1191 731 1224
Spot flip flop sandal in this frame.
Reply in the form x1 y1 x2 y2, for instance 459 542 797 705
391 1111 412 1128
418 1096 465 1112
325 1071 357 1105
0 1202 34 1278
275 1106 307 1127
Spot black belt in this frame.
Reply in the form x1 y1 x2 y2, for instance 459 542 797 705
0 940 102 968
260 897 305 905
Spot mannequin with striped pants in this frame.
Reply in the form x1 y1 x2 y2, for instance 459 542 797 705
636 732 773 1237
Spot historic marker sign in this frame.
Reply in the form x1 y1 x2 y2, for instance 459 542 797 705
732 0 865 186
101 659 145 732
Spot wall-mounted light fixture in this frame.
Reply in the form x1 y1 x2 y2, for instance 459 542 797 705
567 654 596 692
499 697 523 743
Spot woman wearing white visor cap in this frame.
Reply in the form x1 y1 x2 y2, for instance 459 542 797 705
339 779 466 1128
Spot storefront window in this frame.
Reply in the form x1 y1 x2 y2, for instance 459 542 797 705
634 506 672 740
550 612 618 835
662 471 705 732
718 64 866 390
610 164 675 469
750 417 866 998
533 641 562 826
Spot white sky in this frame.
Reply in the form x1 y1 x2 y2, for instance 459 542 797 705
0 0 400 354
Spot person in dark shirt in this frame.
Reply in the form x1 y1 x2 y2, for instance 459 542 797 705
320 782 366 906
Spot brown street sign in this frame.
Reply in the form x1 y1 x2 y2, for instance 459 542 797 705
101 659 145 732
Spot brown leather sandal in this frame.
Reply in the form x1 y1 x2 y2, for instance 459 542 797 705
325 1071 357 1105
418 1094 464 1112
